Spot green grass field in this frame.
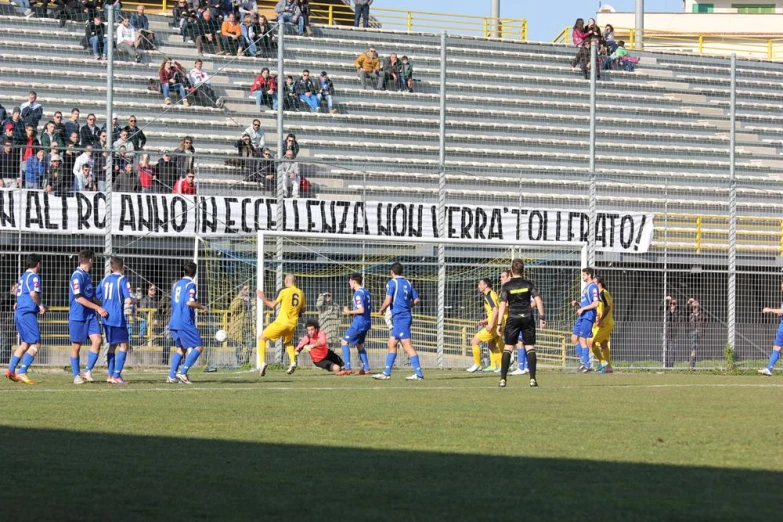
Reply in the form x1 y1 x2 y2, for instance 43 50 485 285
1 369 781 521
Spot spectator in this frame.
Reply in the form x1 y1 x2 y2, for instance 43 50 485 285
81 0 100 20
44 153 72 195
585 18 602 40
284 133 299 157
354 0 372 28
379 52 401 91
86 13 108 60
240 14 260 56
72 144 94 178
400 55 414 92
52 111 66 141
0 103 6 125
237 0 257 20
175 136 196 175
221 12 244 56
77 114 99 148
0 124 12 148
663 295 683 368
245 147 275 189
24 149 47 189
22 125 39 162
62 131 82 175
277 148 299 198
609 40 629 67
354 45 380 90
0 142 19 182
173 170 197 194
250 67 278 111
295 69 318 113
570 18 588 68
316 291 340 348
217 0 233 18
257 15 276 57
173 0 191 36
281 75 300 111
244 119 265 152
124 115 147 150
114 162 141 193
604 24 617 52
20 91 43 130
159 59 191 107
235 133 257 178
12 0 33 18
577 37 601 80
189 59 224 108
55 0 81 28
316 71 337 114
228 284 254 366
138 153 155 193
114 145 130 175
195 9 226 56
155 150 178 192
138 284 163 346
74 162 95 192
297 0 312 36
130 5 156 50
40 121 62 153
113 128 135 160
101 115 121 140
92 130 108 190
5 108 26 145
116 17 142 62
64 108 81 138
275 0 303 36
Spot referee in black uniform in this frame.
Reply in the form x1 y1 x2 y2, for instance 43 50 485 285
496 259 545 388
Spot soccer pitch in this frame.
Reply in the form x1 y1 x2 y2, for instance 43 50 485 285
1 370 780 521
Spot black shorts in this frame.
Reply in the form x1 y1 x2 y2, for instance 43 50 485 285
314 350 343 371
504 314 536 346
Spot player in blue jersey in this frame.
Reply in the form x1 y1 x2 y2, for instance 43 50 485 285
572 267 600 373
6 254 46 385
167 262 208 384
374 262 424 380
96 256 137 385
759 279 783 376
68 250 109 385
341 272 372 375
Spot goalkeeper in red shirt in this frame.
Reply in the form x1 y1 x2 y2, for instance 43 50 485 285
296 320 351 375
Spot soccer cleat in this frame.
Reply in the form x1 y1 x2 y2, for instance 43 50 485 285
758 368 773 376
15 373 35 385
405 374 424 381
358 369 370 375
499 379 507 388
176 373 193 385
106 376 113 383
336 370 351 376
529 379 539 388
166 376 178 384
372 373 391 380
510 368 525 376
577 364 586 372
580 366 593 373
82 370 94 383
466 364 483 373
596 362 607 372
493 367 501 374
600 366 614 374
286 364 297 375
73 375 85 385
5 370 18 382
482 366 497 373
109 376 128 386
258 361 268 377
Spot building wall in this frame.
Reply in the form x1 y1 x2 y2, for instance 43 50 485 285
596 12 783 35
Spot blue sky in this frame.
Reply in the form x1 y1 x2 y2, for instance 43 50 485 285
373 0 684 42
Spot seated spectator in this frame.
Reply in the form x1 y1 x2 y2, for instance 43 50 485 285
41 121 64 153
295 70 318 113
238 0 257 21
113 129 135 160
62 131 82 175
256 15 276 57
235 132 257 177
400 55 414 92
570 18 589 68
585 18 602 40
277 149 300 198
175 136 196 175
0 142 19 182
189 59 224 108
11 0 33 18
24 149 47 189
22 125 39 162
74 162 95 192
297 0 312 36
80 113 101 148
216 0 232 18
173 170 197 194
355 46 380 90
159 59 191 107
5 109 26 145
221 12 244 56
20 91 43 130
244 119 265 153
281 75 300 111
86 13 108 60
195 10 225 56
116 17 142 62
130 5 156 50
114 162 141 193
64 108 81 138
240 14 260 57
245 147 275 190
138 153 155 193
611 41 638 71
72 145 94 178
124 115 146 150
316 71 337 114
250 68 278 110
43 153 72 195
102 0 123 24
379 53 401 91
604 24 617 52
155 150 178 192
284 133 299 157
275 0 303 36
173 0 191 35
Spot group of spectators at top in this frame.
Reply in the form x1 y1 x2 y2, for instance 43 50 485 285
570 18 637 80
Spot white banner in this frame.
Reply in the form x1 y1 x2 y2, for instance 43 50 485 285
0 189 654 253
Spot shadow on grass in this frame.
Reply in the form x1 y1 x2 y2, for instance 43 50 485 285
0 426 777 521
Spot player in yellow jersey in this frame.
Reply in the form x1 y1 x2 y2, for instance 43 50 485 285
256 274 306 377
467 278 504 373
589 275 614 374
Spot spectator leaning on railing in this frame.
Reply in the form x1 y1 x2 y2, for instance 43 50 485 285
173 170 197 194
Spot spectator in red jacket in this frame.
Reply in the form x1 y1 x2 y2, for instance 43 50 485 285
173 170 197 194
138 153 155 193
250 67 278 110
22 125 39 162
159 59 191 107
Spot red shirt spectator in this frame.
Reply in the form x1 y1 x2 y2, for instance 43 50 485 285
172 172 197 194
139 164 155 190
296 328 328 362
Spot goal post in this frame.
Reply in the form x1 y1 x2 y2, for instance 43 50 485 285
255 230 588 372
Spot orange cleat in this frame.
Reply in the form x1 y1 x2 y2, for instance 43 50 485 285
357 369 370 375
5 370 18 382
14 373 35 385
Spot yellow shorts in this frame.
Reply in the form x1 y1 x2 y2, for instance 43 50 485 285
262 322 296 344
475 326 500 346
592 323 614 344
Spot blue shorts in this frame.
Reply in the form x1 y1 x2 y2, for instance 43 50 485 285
573 316 595 339
69 314 102 343
775 323 783 346
343 321 370 345
171 327 203 349
104 324 129 345
390 314 412 340
15 312 40 345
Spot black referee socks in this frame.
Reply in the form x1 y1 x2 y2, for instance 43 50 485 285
527 349 537 380
500 351 512 380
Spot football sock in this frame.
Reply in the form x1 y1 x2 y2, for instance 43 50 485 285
17 352 35 374
601 341 612 365
169 352 183 378
489 349 501 369
113 350 127 377
180 348 201 375
107 351 116 377
85 350 99 372
768 349 780 370
384 352 396 375
341 344 352 370
285 344 297 366
517 348 527 370
471 344 482 367
70 356 80 377
8 355 20 373
581 344 591 368
358 348 369 371
574 344 583 364
500 350 512 380
410 355 423 377
527 349 537 380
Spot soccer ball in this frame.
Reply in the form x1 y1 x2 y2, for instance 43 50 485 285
215 329 228 342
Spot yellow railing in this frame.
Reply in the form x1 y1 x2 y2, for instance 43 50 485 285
654 213 783 255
